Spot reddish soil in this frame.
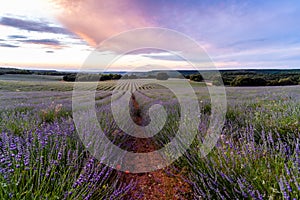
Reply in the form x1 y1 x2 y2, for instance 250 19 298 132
119 94 192 200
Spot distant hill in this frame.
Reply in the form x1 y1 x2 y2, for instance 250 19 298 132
125 69 300 86
1 67 299 86
0 67 32 75
126 69 300 78
0 67 68 76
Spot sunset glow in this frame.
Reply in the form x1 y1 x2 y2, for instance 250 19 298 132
1 0 300 70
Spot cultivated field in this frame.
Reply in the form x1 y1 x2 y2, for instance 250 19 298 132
0 77 299 199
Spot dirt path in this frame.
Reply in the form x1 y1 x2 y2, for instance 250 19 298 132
119 94 192 199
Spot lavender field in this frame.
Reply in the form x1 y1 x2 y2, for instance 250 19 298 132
0 78 299 199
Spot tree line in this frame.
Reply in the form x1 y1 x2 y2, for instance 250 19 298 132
2 67 299 86
187 70 300 86
62 72 170 82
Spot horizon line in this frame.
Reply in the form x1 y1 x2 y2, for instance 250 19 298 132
1 65 300 73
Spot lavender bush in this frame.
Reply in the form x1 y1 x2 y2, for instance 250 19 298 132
0 89 133 200
1 80 299 199
135 84 300 199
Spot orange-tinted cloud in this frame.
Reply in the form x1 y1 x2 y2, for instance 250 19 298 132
54 0 152 46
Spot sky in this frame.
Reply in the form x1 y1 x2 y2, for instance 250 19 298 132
0 0 300 71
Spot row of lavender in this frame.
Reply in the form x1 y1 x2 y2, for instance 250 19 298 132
0 80 161 199
0 90 135 199
135 85 300 199
1 81 299 199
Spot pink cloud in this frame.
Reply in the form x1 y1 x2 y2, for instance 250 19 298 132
54 0 153 46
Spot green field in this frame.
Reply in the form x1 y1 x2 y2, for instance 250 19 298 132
0 76 299 199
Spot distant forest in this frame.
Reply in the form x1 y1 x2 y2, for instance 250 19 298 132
1 67 300 86
213 69 300 86
0 67 68 76
185 69 300 86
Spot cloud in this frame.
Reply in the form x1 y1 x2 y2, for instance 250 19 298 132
20 39 61 46
225 38 267 48
0 16 73 35
15 39 64 49
54 0 152 46
142 53 184 62
8 35 27 39
54 0 283 55
53 0 253 49
1 0 298 69
0 43 19 48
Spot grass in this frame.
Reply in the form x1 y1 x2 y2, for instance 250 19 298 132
0 109 130 199
0 80 74 92
0 77 299 199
